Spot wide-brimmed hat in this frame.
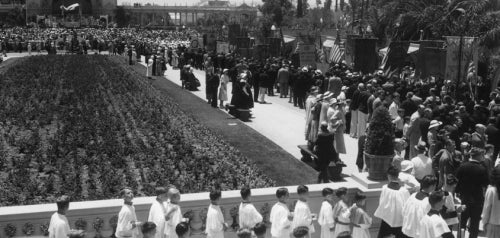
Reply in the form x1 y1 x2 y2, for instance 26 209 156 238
401 160 414 172
341 86 347 91
323 91 333 99
414 141 427 151
302 67 308 72
429 120 443 129
315 69 322 74
329 98 338 105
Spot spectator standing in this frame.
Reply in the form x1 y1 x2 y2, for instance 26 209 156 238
218 69 230 108
481 166 500 238
399 160 420 194
406 105 424 159
357 84 371 137
436 139 462 188
314 122 338 183
327 75 342 98
411 141 433 182
486 117 500 159
349 83 362 138
456 147 490 238
277 65 290 98
427 120 442 159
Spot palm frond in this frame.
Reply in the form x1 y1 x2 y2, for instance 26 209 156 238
480 26 500 48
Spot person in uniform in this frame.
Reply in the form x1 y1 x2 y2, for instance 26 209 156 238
292 185 315 238
164 189 183 238
332 187 351 238
49 195 72 238
148 187 169 238
350 192 372 238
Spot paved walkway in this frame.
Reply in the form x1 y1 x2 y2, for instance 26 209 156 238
140 58 360 177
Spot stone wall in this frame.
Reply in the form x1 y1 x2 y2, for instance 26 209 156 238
0 178 382 238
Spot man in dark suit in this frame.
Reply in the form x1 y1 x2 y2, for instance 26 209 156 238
357 85 371 137
486 117 500 159
314 122 338 183
455 147 489 238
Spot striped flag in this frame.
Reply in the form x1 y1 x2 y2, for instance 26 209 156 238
329 36 344 63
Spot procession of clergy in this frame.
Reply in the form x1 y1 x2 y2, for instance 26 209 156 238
46 164 492 238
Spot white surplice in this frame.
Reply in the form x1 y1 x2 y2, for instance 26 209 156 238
332 201 350 238
49 212 70 238
270 202 291 238
374 184 410 228
238 202 263 229
351 205 372 238
164 203 182 238
317 201 334 238
206 204 225 238
115 204 139 238
419 213 451 238
292 200 315 234
148 199 167 238
402 193 431 237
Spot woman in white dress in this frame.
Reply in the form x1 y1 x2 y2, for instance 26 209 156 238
482 166 500 238
218 69 230 108
328 100 346 154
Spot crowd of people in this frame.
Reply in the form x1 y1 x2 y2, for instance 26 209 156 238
3 25 500 237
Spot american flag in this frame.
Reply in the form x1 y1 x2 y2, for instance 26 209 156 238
329 36 344 63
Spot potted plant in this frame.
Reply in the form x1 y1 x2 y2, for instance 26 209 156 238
364 106 395 181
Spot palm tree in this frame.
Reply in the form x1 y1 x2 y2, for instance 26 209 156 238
368 0 500 48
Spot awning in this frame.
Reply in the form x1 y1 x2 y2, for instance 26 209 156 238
323 39 335 48
283 35 296 43
407 43 420 54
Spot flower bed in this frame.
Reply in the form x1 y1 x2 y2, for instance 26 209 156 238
0 55 275 206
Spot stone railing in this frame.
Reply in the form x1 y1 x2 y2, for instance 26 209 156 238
0 178 383 238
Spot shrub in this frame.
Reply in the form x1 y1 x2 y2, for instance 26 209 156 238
364 106 395 156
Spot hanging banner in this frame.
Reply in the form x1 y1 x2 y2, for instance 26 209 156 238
445 36 479 83
297 43 316 67
216 41 230 54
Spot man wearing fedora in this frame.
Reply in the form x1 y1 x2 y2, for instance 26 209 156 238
456 147 489 238
411 141 433 182
427 120 442 159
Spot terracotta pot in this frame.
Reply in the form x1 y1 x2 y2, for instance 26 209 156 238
364 152 394 181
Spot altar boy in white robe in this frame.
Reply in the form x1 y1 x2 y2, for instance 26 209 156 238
164 189 183 238
402 175 436 237
419 190 454 238
49 195 73 238
292 185 315 237
270 188 292 238
116 188 140 238
332 187 351 238
350 192 372 238
148 187 169 238
206 190 227 238
238 186 263 229
317 188 334 238
374 166 410 238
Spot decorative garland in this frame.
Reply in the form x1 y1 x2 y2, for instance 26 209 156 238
22 222 35 236
259 203 270 225
93 217 104 238
40 222 50 236
199 208 208 230
183 210 195 223
75 218 88 230
229 205 239 231
4 223 17 238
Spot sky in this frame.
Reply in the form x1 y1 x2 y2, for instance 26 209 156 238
117 0 321 7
